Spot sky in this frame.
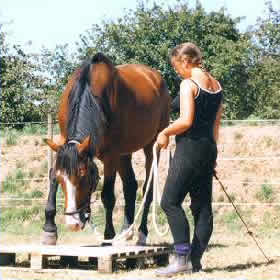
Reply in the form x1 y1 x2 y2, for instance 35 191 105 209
1 0 280 54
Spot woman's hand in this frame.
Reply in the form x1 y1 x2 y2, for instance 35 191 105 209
156 131 169 149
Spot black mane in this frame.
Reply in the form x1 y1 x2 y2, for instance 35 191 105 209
56 54 112 176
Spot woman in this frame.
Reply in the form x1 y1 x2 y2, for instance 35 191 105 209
156 42 223 276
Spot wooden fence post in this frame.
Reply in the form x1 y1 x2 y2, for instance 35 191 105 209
47 113 53 183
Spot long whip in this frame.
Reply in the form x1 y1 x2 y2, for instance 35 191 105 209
213 170 271 264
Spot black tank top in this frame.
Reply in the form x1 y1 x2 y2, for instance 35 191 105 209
174 79 223 142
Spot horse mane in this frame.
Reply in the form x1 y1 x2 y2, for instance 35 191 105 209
56 53 112 176
91 52 114 66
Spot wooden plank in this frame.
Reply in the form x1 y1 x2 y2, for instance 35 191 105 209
60 256 78 267
0 244 171 273
30 252 47 269
98 256 113 273
0 244 170 257
0 253 15 266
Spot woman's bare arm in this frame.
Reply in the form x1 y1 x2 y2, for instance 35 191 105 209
161 80 195 136
213 103 223 143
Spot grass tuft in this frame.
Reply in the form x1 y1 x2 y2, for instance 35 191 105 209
5 129 18 146
255 184 274 202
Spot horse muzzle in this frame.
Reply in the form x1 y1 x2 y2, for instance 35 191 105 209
65 214 85 232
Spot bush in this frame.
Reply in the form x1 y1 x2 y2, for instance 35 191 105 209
5 129 19 146
255 184 274 202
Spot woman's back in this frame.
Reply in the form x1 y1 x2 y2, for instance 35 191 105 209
179 70 223 141
191 69 221 94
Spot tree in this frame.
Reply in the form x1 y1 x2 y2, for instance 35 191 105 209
248 1 280 119
0 25 43 125
76 0 255 119
0 24 76 124
36 45 76 116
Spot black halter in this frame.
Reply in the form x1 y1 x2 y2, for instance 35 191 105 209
63 140 100 221
63 193 95 216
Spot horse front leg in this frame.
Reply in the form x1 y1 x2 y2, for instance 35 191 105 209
101 160 117 242
42 168 58 245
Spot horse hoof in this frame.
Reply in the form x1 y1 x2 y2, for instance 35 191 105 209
41 231 57 245
136 231 147 246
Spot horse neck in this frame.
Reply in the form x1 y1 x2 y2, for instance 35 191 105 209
67 84 107 150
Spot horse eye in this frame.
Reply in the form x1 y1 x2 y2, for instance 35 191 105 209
79 166 86 175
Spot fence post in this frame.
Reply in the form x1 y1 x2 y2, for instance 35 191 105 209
47 113 53 183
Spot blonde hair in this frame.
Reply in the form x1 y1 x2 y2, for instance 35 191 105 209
170 42 202 65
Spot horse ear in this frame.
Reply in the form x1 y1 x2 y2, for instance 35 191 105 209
44 135 66 152
44 139 60 152
77 136 91 155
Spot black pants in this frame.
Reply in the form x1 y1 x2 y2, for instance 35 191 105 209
161 136 217 265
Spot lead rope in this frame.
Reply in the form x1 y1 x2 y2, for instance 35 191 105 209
89 143 169 244
152 144 170 237
214 170 271 264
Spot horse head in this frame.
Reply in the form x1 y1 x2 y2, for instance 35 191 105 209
45 135 100 231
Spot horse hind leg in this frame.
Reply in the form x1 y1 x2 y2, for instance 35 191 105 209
117 154 138 239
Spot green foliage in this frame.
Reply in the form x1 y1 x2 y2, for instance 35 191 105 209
0 28 43 125
1 1 280 121
256 183 274 202
77 1 256 119
36 45 77 115
1 169 28 194
22 124 47 135
29 190 44 198
2 175 19 194
220 211 241 232
248 1 280 119
5 129 18 146
0 206 43 233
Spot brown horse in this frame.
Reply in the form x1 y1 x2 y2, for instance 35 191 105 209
42 53 170 245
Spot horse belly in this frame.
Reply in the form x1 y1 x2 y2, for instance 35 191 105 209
119 106 162 154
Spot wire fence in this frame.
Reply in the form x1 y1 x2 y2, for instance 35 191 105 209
1 117 280 207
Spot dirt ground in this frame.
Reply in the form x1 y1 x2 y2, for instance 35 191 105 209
1 125 280 279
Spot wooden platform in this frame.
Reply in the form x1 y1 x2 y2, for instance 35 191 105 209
0 244 171 273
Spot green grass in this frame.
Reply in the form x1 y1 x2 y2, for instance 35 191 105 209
0 203 67 235
1 169 30 195
2 175 19 193
255 184 274 202
15 168 25 180
1 123 60 143
5 129 19 146
219 210 242 232
22 124 47 135
22 190 44 199
0 206 42 231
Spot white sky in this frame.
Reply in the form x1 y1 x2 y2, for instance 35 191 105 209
1 0 279 53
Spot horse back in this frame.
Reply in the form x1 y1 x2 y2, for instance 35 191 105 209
106 64 170 154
